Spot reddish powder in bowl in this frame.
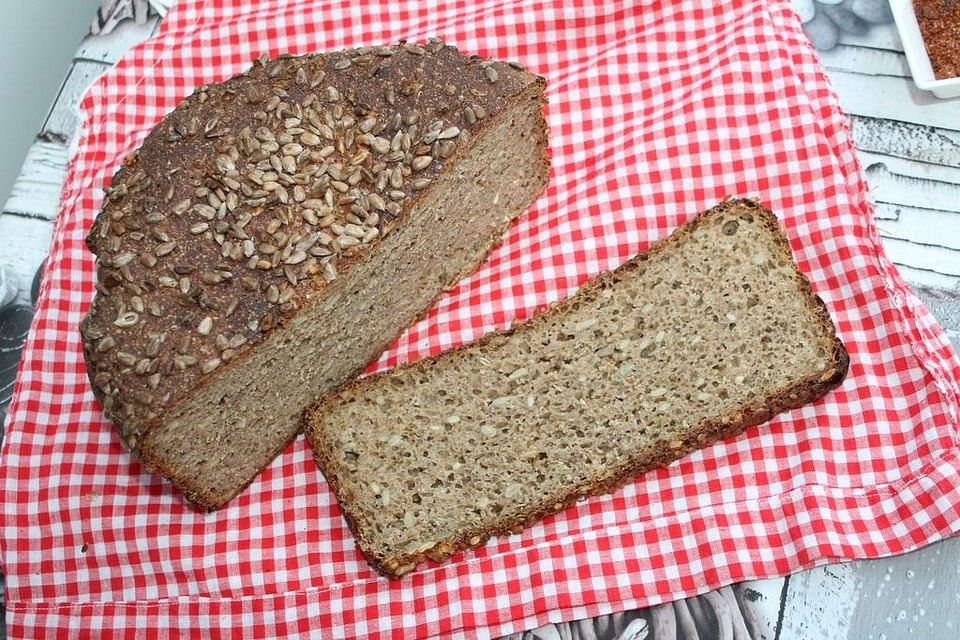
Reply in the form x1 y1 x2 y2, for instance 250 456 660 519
914 0 960 79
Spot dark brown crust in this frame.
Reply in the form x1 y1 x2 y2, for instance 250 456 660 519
79 38 548 508
304 198 850 578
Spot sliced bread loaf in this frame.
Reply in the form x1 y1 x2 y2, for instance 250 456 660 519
80 40 549 509
305 199 849 577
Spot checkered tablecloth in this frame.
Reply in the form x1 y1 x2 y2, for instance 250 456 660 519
2 0 959 637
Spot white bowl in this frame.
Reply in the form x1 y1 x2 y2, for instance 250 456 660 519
890 0 960 99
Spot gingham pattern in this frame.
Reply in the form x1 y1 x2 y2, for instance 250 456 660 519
2 0 959 637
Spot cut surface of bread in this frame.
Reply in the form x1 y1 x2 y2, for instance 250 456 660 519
305 199 849 577
80 40 549 509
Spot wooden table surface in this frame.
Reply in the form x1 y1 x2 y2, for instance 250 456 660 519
0 5 957 639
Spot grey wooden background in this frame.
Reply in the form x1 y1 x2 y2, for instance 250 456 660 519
0 4 957 639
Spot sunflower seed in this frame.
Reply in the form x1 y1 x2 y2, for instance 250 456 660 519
443 139 461 158
383 132 399 155
173 198 192 215
285 251 307 265
201 358 222 374
342 224 364 239
215 155 236 174
197 316 213 336
145 335 163 358
309 69 326 88
437 126 460 140
194 204 217 220
412 155 433 170
266 284 280 304
369 136 391 154
113 350 136 367
282 143 303 156
114 312 139 328
112 253 134 267
200 271 223 285
155 241 177 257
173 354 197 370
367 193 386 211
322 261 337 282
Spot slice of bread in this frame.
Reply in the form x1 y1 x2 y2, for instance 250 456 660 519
305 199 849 577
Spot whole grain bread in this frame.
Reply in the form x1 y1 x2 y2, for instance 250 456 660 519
305 199 849 578
80 39 549 510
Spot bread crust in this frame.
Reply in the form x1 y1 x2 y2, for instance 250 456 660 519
304 198 850 577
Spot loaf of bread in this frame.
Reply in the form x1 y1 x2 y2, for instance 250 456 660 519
80 40 549 509
305 199 849 577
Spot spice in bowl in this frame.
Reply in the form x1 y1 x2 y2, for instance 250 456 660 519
914 0 960 79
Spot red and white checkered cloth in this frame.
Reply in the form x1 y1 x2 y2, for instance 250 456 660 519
3 0 960 637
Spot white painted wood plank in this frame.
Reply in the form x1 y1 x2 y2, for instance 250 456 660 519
837 24 903 51
40 60 110 142
855 155 960 291
2 141 70 221
879 236 960 281
914 285 960 350
891 263 960 295
778 564 859 640
75 14 160 64
818 45 910 78
861 150 960 185
883 250 960 292
737 578 784 639
0 215 53 307
846 539 960 640
871 202 901 221
865 163 960 213
829 71 960 131
851 117 960 168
